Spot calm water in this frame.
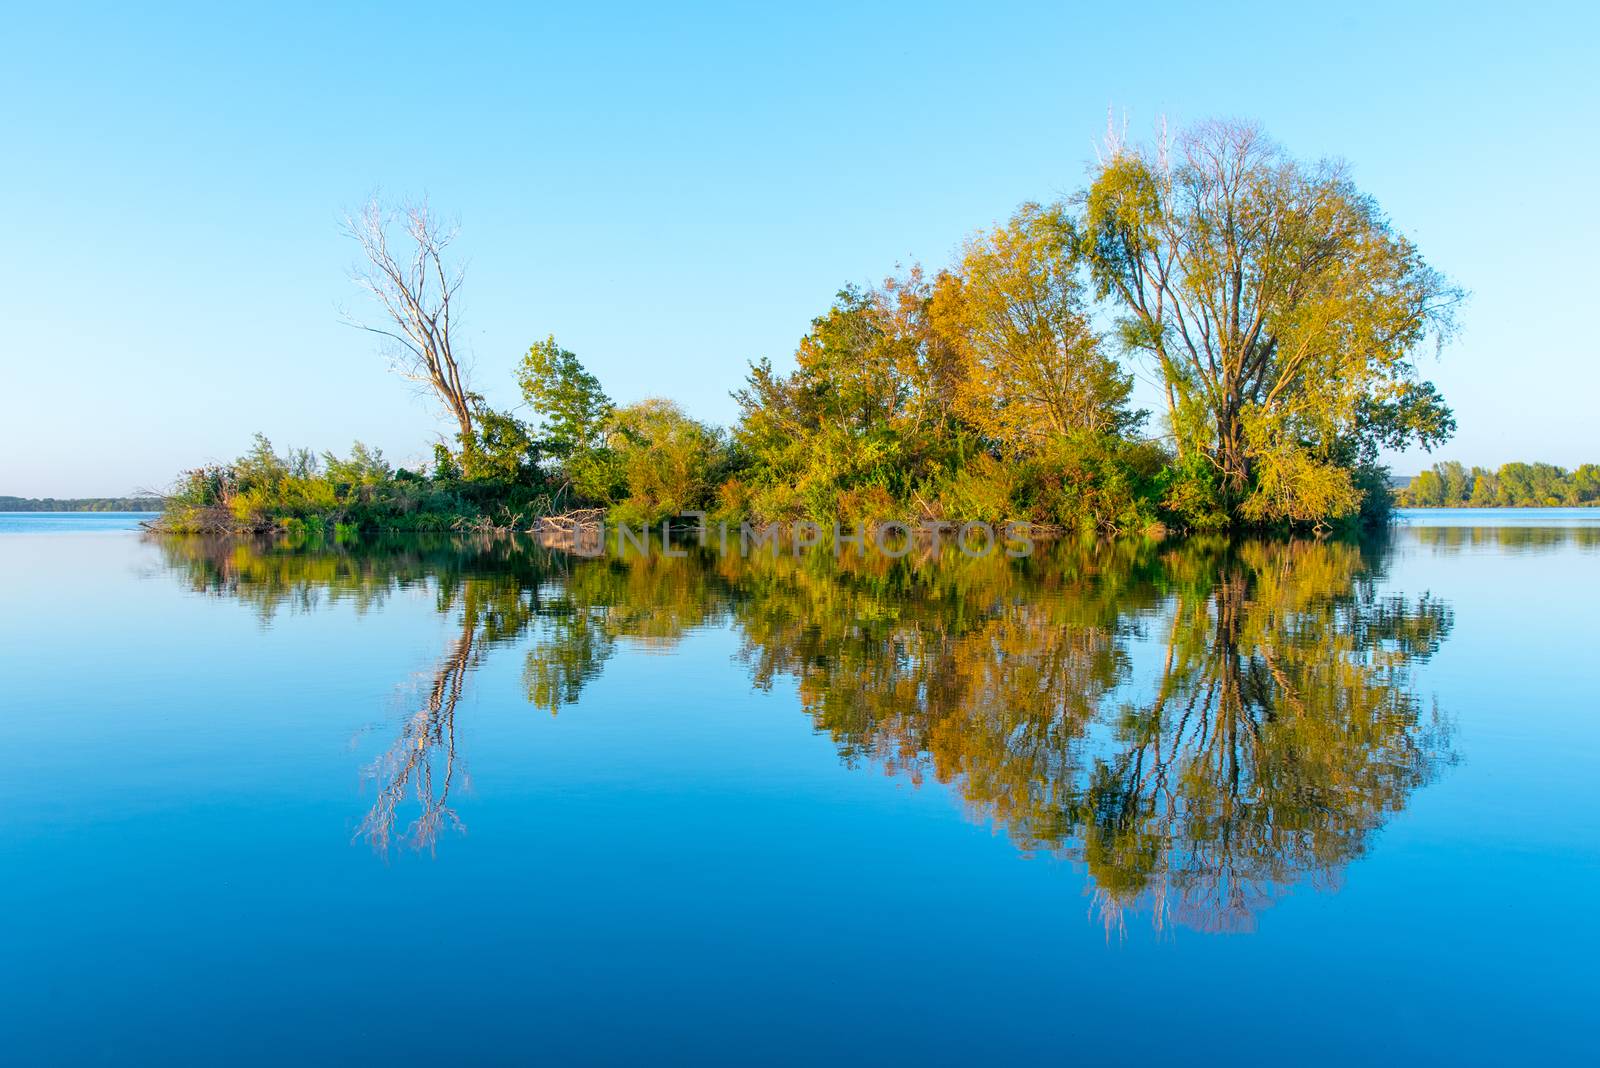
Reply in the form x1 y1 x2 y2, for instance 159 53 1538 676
2 514 1597 1063
0 510 159 533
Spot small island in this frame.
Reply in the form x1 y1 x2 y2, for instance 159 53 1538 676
154 120 1466 541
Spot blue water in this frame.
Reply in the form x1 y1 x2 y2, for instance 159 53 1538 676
0 511 157 533
1395 505 1600 526
1 514 1597 1064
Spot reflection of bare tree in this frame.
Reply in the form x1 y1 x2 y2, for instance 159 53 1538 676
352 563 562 855
357 616 475 855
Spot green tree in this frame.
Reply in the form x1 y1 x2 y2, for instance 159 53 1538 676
1406 469 1445 507
596 398 725 522
1439 460 1470 506
1401 459 1600 508
1497 463 1534 505
731 274 964 520
321 441 392 487
515 336 614 456
462 406 540 483
1467 467 1497 506
1574 464 1600 503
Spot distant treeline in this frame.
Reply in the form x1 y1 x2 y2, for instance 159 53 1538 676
1396 462 1600 508
0 495 164 512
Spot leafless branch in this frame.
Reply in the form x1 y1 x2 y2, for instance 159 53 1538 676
341 195 476 442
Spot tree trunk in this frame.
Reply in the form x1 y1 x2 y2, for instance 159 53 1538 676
1215 407 1250 502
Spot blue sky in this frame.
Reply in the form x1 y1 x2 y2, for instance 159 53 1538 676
3 1 1595 496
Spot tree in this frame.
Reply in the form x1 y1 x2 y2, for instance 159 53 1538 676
1406 468 1445 507
601 398 723 522
345 197 476 443
1081 120 1462 520
734 279 954 444
731 273 965 520
1575 464 1600 503
463 406 539 483
1468 468 1497 506
515 336 613 456
321 441 392 487
932 203 1137 454
1497 463 1535 505
1439 460 1470 506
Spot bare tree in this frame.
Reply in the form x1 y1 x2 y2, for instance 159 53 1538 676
357 615 474 855
344 197 475 442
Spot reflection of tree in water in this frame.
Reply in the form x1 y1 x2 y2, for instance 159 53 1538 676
521 554 736 713
354 564 568 853
725 538 1454 932
357 612 472 853
1076 541 1454 932
1410 524 1600 553
158 535 565 851
154 531 1455 930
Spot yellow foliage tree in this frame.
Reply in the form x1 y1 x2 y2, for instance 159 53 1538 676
932 202 1137 454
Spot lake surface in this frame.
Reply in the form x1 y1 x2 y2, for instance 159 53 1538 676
0 510 159 533
2 513 1596 1063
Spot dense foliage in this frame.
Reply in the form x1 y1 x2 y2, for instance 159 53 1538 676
156 118 1465 537
1397 460 1600 507
1080 120 1459 524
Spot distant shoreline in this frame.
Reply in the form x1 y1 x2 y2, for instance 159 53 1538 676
0 496 164 513
1393 461 1598 509
1397 502 1599 509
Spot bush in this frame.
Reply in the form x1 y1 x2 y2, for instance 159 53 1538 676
933 453 1018 524
151 434 506 535
569 399 730 524
1157 455 1230 533
1025 434 1165 536
835 484 900 525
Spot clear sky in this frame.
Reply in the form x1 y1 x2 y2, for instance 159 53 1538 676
3 1 1595 497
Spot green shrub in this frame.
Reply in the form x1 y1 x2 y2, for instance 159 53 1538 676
1025 434 1165 535
934 454 1018 524
1157 455 1230 533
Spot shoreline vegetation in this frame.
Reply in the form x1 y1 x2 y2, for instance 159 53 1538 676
1394 461 1600 508
1 496 163 512
152 118 1468 542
